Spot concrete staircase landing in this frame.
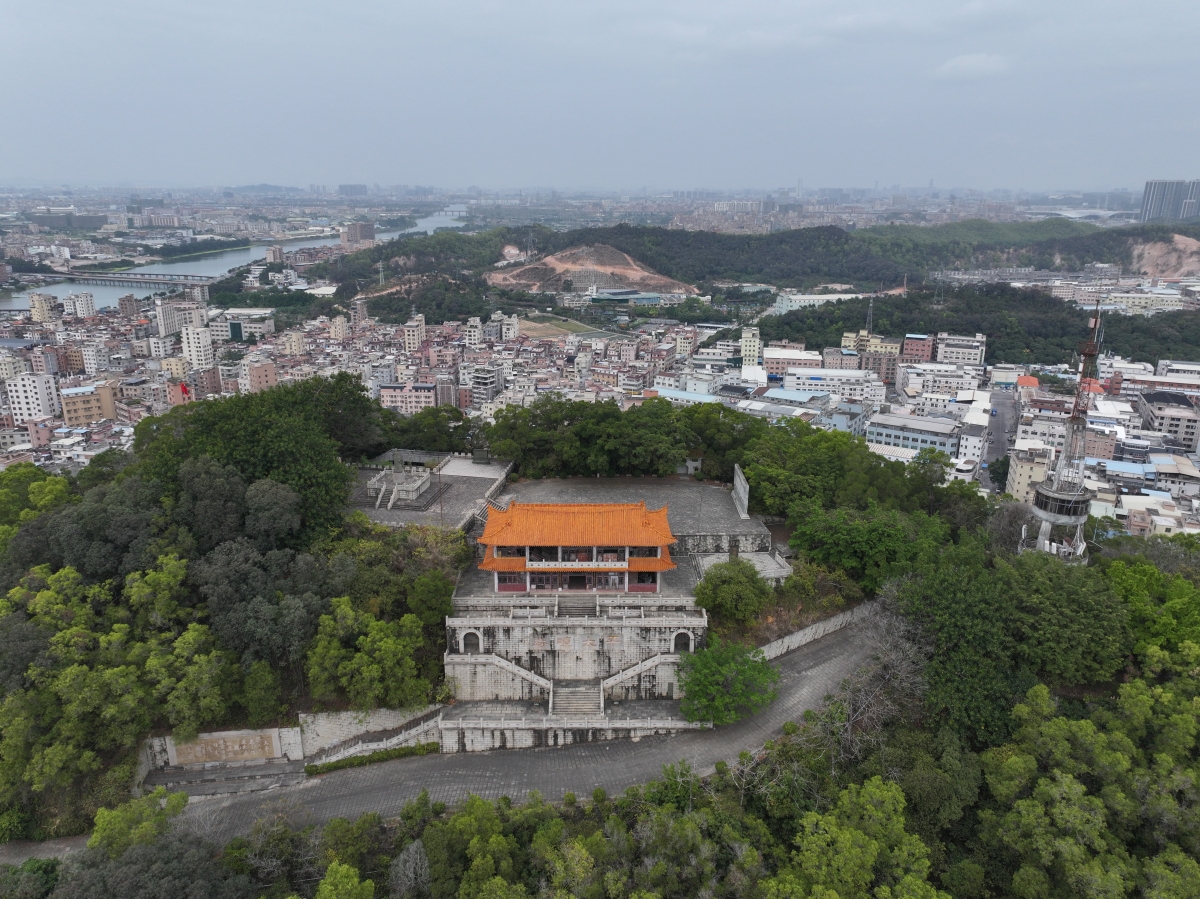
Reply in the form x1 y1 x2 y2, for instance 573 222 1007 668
551 680 602 717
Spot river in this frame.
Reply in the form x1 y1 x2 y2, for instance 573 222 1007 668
4 212 466 312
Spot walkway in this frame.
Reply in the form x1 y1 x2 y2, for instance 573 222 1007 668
0 623 871 862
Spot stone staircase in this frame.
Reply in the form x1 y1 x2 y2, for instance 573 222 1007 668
556 596 597 617
551 680 602 718
142 759 308 798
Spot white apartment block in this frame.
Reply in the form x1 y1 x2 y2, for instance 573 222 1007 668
864 413 962 456
784 368 886 405
62 293 96 317
1156 359 1200 378
463 317 483 348
897 364 982 395
181 327 214 371
6 373 60 423
155 300 207 337
329 316 349 341
81 343 111 375
740 327 761 365
403 314 427 353
935 333 987 366
1005 444 1056 504
0 352 30 380
773 292 862 314
1016 414 1068 450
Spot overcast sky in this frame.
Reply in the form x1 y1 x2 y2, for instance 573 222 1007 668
4 0 1197 192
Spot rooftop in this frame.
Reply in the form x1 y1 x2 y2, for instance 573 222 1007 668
480 502 675 548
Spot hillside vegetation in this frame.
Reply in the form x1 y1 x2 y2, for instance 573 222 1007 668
756 284 1200 365
318 220 1200 295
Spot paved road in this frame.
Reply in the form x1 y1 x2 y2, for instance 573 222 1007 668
0 623 873 862
983 388 1019 488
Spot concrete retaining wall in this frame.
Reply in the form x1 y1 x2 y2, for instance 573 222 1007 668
298 706 442 758
759 601 879 661
441 719 708 753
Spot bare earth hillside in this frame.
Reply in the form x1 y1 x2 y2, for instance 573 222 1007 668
1132 234 1200 278
486 244 697 294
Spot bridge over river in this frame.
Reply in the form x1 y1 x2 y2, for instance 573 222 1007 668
51 271 216 288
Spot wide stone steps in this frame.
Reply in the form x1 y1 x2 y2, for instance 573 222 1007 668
557 596 597 617
551 681 602 717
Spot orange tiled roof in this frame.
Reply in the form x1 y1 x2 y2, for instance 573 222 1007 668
480 502 675 548
479 544 675 572
1016 375 1040 387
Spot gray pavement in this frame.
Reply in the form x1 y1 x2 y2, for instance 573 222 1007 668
501 478 771 540
196 622 871 839
0 623 872 862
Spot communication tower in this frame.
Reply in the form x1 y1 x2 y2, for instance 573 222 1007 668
1023 303 1104 560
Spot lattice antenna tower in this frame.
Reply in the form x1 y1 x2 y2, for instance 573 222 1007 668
1022 298 1105 560
864 295 874 335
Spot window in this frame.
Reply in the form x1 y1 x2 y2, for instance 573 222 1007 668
562 547 593 562
497 572 525 585
529 546 558 562
629 547 659 558
597 547 626 562
495 546 525 557
529 573 559 590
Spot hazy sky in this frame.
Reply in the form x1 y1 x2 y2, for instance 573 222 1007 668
4 0 1198 191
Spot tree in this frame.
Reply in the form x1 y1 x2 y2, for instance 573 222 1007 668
87 788 188 858
407 572 454 629
244 479 302 551
313 861 374 899
763 777 950 899
693 558 772 625
307 598 430 710
243 660 283 728
51 832 254 899
678 636 780 725
790 500 948 594
173 456 245 553
987 454 1011 491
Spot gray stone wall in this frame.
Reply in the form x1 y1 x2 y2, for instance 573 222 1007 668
447 618 705 686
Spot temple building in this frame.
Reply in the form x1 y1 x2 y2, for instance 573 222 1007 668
477 502 676 594
445 501 708 714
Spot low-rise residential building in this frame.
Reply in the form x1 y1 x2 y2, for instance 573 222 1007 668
936 332 987 366
1137 390 1200 451
784 368 885 404
864 412 962 456
763 346 821 376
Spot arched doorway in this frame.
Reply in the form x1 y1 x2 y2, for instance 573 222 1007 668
673 632 691 653
463 632 480 654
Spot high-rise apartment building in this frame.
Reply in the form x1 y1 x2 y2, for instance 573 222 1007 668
1140 180 1200 222
265 246 285 264
118 294 141 318
0 352 29 380
343 222 375 243
63 293 96 317
156 299 207 336
28 293 59 323
5 373 60 423
280 331 306 355
184 284 210 305
403 313 427 352
329 316 349 340
181 327 214 370
739 327 761 365
81 343 111 375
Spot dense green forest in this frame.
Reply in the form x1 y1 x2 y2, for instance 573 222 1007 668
755 284 1200 364
316 220 1200 294
6 390 1200 899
